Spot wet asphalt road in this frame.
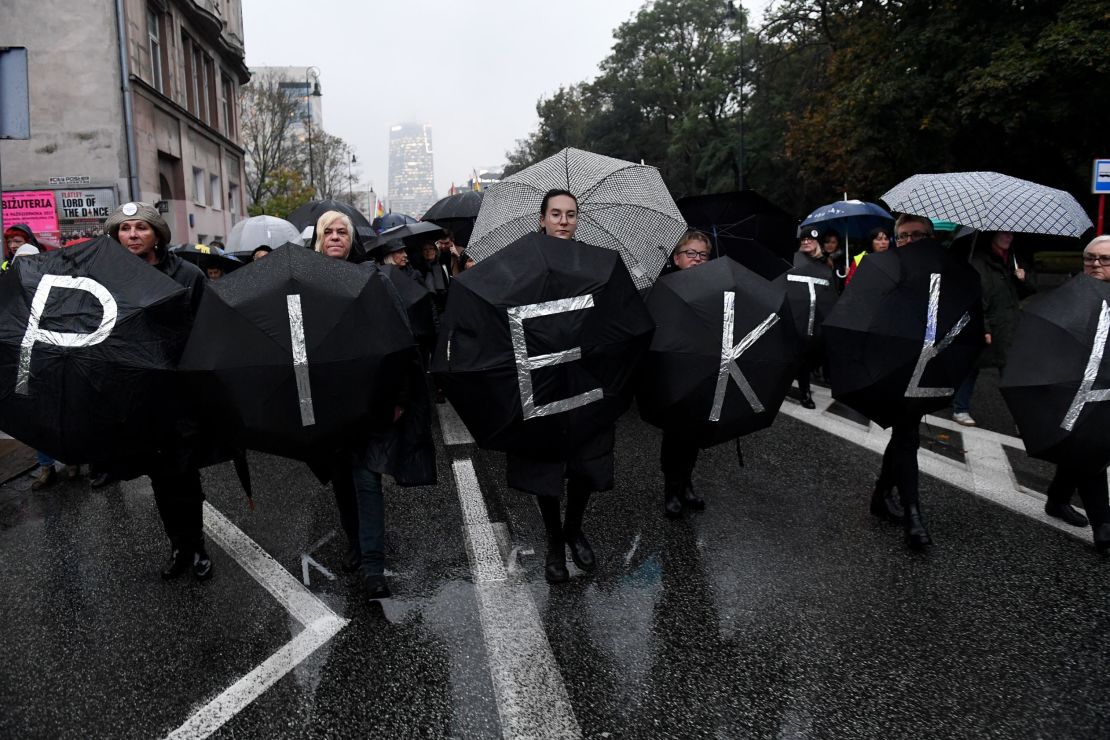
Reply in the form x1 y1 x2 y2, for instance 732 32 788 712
2 381 1109 739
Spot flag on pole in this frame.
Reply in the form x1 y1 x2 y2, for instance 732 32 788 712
375 198 385 218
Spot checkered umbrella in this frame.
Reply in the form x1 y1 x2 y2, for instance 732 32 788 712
468 148 687 290
881 171 1092 237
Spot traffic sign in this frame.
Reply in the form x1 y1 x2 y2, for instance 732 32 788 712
1094 159 1110 194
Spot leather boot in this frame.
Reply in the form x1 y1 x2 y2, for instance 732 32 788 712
161 541 192 580
1045 500 1089 528
362 573 392 600
563 486 596 572
544 535 569 584
663 480 684 519
870 481 905 524
682 480 705 511
193 541 213 581
904 505 932 550
801 390 816 410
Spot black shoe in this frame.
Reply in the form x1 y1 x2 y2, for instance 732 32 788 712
362 573 392 600
544 536 569 584
161 548 192 580
800 391 816 410
682 481 705 512
563 528 596 573
1045 501 1089 528
870 482 905 525
89 472 116 489
1093 524 1110 554
193 545 213 581
341 543 361 574
904 505 932 550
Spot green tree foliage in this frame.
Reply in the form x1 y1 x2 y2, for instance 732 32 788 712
247 167 315 217
507 0 1109 220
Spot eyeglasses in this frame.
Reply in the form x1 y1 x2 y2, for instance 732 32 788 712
1083 254 1110 266
676 249 710 261
896 230 930 242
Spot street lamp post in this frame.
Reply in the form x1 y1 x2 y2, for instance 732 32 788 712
303 66 322 197
348 151 356 201
725 1 746 191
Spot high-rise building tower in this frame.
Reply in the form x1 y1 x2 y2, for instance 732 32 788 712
388 123 436 218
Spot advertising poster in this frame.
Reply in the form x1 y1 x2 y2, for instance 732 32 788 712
55 188 118 242
2 190 61 248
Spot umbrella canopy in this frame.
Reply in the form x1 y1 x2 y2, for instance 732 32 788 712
171 243 244 274
677 191 798 262
823 240 985 428
468 147 687 290
226 215 302 255
637 256 802 447
179 246 418 461
378 263 436 342
779 252 839 361
367 221 445 251
799 200 894 241
423 191 483 221
1000 274 1110 475
881 171 1093 237
431 232 655 459
287 199 376 242
0 236 192 463
372 212 418 233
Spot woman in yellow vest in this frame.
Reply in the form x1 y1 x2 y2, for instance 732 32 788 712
845 226 893 285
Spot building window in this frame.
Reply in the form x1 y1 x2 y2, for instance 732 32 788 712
220 75 234 137
228 182 239 215
203 56 216 127
194 48 207 122
193 167 206 206
147 7 164 93
210 174 222 210
182 33 195 113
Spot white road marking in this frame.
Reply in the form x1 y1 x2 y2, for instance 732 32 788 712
780 387 1092 544
300 554 336 586
623 533 641 567
437 400 475 445
163 501 349 739
451 459 582 739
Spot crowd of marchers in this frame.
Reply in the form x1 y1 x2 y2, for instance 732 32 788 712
3 190 1109 603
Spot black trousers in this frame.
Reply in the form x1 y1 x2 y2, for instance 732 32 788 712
1047 466 1110 528
329 450 360 547
150 467 205 548
877 415 922 507
661 430 699 488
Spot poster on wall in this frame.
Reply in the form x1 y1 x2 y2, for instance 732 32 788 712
1 190 61 248
55 188 118 242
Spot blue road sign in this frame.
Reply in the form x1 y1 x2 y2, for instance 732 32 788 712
1094 159 1110 195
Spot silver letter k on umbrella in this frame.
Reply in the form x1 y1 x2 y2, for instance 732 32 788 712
710 291 779 422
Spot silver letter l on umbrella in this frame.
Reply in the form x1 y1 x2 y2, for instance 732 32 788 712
710 291 779 422
905 273 971 398
1062 299 1110 432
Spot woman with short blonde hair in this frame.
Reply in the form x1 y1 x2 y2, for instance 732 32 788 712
313 211 355 259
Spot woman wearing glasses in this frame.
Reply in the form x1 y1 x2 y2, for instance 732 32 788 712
657 231 714 517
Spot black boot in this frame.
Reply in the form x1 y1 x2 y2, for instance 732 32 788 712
904 504 932 550
800 390 816 410
563 485 596 572
161 541 191 580
870 480 905 524
664 480 684 519
1045 500 1089 528
682 480 705 512
538 497 569 584
193 541 213 581
362 572 392 600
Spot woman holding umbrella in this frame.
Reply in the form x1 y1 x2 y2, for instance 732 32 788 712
792 228 829 409
509 189 610 585
313 210 433 599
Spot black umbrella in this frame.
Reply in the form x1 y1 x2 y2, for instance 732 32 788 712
179 245 419 461
367 221 444 251
0 236 192 463
1000 274 1110 475
823 240 985 428
779 252 838 361
677 191 798 271
423 191 483 221
379 263 436 342
372 212 418 233
637 257 803 447
171 244 244 275
286 199 376 242
431 232 655 459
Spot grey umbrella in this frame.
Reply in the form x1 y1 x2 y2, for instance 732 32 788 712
881 171 1092 237
467 147 687 290
226 215 303 255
